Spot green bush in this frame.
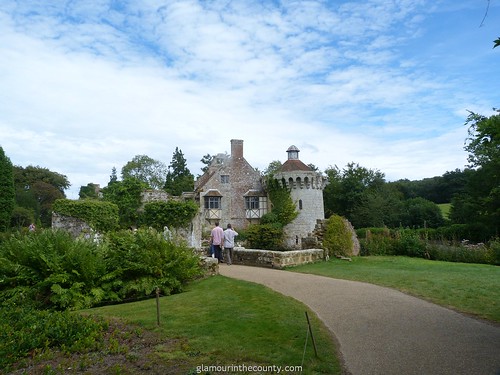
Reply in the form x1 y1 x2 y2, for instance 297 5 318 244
323 214 353 257
245 223 284 250
358 228 396 256
486 239 500 265
0 228 202 310
395 229 427 258
0 229 112 310
104 228 203 298
0 305 107 370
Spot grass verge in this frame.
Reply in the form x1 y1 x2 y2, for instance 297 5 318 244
290 256 500 322
86 275 341 374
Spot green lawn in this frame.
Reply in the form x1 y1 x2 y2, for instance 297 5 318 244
438 203 451 218
290 256 500 322
88 275 341 374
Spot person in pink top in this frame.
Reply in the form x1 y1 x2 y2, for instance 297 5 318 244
210 222 224 263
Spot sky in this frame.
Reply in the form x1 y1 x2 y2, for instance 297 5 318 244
1 0 499 199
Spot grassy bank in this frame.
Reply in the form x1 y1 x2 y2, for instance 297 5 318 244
291 256 500 322
87 275 341 374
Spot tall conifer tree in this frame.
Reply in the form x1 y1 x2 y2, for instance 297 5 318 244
0 147 15 231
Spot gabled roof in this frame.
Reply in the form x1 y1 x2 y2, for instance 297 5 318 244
279 159 312 172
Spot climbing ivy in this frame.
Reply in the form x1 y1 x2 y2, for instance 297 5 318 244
52 199 119 232
141 200 198 230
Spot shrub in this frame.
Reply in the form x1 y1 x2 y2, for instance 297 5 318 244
0 229 112 310
323 214 353 257
245 223 284 250
358 227 396 256
394 229 427 258
104 228 202 298
486 239 500 265
0 305 107 370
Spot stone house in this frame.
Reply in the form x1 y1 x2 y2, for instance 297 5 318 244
190 139 268 246
190 139 328 250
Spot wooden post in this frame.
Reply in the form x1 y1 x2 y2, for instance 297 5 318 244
156 287 161 326
305 311 318 357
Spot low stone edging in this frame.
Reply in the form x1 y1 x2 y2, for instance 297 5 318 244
231 248 324 268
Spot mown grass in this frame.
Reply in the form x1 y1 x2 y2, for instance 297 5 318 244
290 256 500 322
438 203 451 219
87 275 341 374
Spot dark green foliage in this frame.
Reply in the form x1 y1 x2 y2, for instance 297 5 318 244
0 229 112 310
200 153 214 174
104 228 202 298
13 165 70 227
0 228 202 310
10 206 35 228
266 178 298 226
357 227 498 264
164 147 194 196
142 200 198 230
0 147 15 231
79 182 100 199
245 223 284 250
53 199 119 232
323 163 386 227
0 305 107 370
102 177 146 228
402 197 445 228
323 214 354 257
391 169 469 204
451 109 500 238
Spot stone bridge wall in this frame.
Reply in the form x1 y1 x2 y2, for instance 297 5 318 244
228 248 324 268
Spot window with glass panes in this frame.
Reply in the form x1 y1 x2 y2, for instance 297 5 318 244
205 196 221 209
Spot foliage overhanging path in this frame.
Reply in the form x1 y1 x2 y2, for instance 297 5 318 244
219 265 500 375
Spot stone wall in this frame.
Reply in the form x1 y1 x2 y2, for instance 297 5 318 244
52 212 94 238
228 248 324 268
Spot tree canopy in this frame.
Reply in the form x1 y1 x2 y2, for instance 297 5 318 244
0 147 15 231
121 155 167 190
164 148 194 196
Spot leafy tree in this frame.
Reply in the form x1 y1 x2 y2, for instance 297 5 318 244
10 206 35 228
200 154 214 174
12 166 69 228
401 197 445 229
323 163 385 224
266 178 298 226
101 177 146 228
164 148 194 196
109 166 118 185
450 109 500 238
121 155 167 190
0 147 15 231
350 183 405 228
79 183 100 199
263 160 283 176
494 37 500 49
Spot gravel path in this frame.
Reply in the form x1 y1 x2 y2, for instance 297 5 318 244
219 265 500 375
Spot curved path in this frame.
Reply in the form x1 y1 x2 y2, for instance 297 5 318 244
219 265 500 375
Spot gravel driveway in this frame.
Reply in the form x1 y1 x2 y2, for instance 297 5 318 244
219 265 500 375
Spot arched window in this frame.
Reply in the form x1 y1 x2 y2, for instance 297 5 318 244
299 199 303 210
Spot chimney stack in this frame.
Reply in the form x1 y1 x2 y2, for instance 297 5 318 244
231 139 244 159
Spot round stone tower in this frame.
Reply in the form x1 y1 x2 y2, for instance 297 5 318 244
274 145 328 249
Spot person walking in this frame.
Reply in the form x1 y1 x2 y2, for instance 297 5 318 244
223 223 238 266
210 222 224 263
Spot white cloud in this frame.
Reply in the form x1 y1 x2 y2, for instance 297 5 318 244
0 0 498 200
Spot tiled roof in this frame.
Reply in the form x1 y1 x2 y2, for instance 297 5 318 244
279 159 312 172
